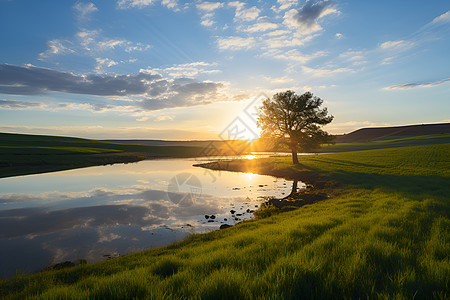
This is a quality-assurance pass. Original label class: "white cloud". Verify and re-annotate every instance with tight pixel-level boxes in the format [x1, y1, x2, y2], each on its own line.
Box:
[196, 1, 223, 12]
[263, 34, 315, 48]
[335, 33, 343, 39]
[39, 40, 75, 59]
[244, 21, 278, 33]
[73, 2, 98, 21]
[196, 2, 224, 27]
[161, 0, 178, 11]
[125, 43, 151, 52]
[276, 0, 298, 11]
[73, 30, 151, 53]
[217, 36, 256, 50]
[381, 57, 394, 65]
[199, 12, 216, 27]
[149, 61, 221, 78]
[265, 30, 291, 37]
[97, 39, 127, 50]
[263, 75, 294, 84]
[379, 40, 414, 50]
[117, 0, 179, 11]
[284, 1, 338, 35]
[339, 50, 365, 63]
[95, 58, 119, 69]
[117, 0, 155, 9]
[201, 18, 215, 27]
[264, 49, 327, 63]
[302, 66, 353, 77]
[228, 1, 261, 22]
[431, 10, 450, 25]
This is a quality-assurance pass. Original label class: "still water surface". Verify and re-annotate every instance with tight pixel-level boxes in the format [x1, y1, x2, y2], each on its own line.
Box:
[0, 156, 300, 277]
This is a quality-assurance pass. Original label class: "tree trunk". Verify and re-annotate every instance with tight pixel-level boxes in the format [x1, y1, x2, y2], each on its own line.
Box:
[291, 147, 299, 164]
[283, 180, 298, 199]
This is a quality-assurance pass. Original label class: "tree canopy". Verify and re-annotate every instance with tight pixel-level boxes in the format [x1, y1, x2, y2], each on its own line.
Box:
[257, 90, 334, 164]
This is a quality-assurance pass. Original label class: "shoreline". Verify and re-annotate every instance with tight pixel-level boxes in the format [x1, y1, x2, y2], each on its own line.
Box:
[194, 158, 333, 215]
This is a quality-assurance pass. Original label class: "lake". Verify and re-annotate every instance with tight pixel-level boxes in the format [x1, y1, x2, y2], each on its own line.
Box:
[0, 155, 301, 277]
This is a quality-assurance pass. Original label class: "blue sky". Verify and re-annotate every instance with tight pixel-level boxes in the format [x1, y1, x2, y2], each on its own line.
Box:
[0, 0, 449, 139]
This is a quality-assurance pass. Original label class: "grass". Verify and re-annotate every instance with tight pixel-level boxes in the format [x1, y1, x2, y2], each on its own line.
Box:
[0, 132, 205, 178]
[1, 142, 448, 299]
[321, 132, 450, 153]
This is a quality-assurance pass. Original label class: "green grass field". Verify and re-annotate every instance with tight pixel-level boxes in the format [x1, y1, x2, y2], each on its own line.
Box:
[1, 142, 448, 299]
[321, 133, 450, 153]
[0, 132, 204, 178]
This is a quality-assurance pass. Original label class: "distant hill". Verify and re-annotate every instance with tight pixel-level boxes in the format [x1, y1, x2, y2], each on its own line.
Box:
[335, 123, 450, 143]
[102, 139, 221, 147]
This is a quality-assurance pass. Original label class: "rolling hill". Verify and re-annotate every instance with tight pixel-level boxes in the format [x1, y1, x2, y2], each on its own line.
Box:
[334, 123, 450, 143]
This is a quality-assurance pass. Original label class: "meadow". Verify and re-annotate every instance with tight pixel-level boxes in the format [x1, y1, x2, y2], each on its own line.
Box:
[321, 133, 450, 153]
[1, 141, 448, 299]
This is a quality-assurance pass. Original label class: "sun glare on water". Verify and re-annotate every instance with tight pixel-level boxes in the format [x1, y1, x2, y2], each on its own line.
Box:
[244, 172, 255, 180]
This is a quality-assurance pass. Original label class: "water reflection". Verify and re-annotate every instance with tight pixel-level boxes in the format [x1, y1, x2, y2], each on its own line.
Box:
[0, 157, 302, 277]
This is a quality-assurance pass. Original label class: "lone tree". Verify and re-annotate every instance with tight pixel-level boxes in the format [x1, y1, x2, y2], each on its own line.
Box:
[257, 90, 334, 164]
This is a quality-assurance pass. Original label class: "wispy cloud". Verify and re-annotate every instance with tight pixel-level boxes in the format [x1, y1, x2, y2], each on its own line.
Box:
[0, 100, 43, 109]
[161, 0, 178, 11]
[379, 40, 414, 50]
[39, 40, 75, 59]
[228, 1, 261, 22]
[302, 65, 353, 77]
[430, 10, 450, 25]
[263, 49, 327, 63]
[217, 36, 256, 50]
[383, 78, 450, 90]
[117, 0, 179, 11]
[117, 0, 155, 9]
[95, 58, 119, 69]
[263, 75, 294, 84]
[196, 1, 224, 27]
[150, 61, 221, 78]
[73, 2, 98, 21]
[39, 29, 150, 61]
[196, 1, 223, 12]
[275, 0, 298, 12]
[243, 21, 278, 33]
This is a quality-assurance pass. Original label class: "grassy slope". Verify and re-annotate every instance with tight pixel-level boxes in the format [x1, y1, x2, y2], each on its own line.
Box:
[1, 143, 449, 299]
[0, 132, 203, 178]
[321, 133, 450, 153]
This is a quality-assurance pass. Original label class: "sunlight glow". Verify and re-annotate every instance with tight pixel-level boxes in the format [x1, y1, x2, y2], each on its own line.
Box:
[244, 172, 255, 181]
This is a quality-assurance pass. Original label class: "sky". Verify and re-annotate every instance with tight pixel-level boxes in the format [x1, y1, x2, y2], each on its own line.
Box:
[0, 0, 449, 140]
